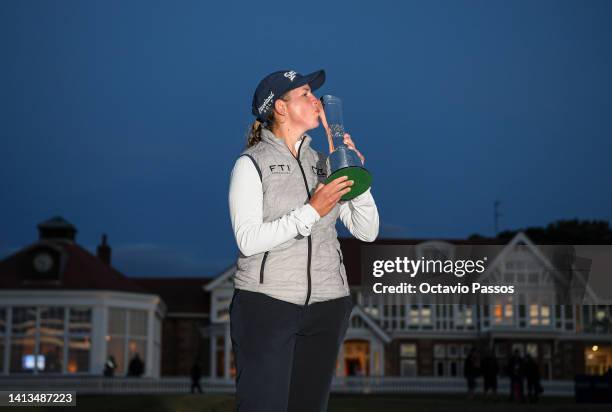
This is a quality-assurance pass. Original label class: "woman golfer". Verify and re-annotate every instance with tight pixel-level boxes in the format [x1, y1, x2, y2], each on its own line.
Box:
[228, 69, 379, 412]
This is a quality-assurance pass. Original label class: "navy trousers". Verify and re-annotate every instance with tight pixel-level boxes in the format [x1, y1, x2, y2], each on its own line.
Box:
[229, 289, 353, 412]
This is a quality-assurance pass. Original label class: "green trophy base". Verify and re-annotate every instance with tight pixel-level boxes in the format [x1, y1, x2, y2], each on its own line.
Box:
[326, 166, 372, 201]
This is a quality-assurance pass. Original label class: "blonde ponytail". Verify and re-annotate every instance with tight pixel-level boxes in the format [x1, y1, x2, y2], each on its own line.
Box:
[246, 91, 288, 147]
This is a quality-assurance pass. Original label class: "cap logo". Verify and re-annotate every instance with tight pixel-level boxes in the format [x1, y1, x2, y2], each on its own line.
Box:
[258, 91, 275, 115]
[284, 71, 297, 82]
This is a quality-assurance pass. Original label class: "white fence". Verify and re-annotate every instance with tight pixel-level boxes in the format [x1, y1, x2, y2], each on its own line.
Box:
[0, 376, 575, 396]
[332, 376, 574, 396]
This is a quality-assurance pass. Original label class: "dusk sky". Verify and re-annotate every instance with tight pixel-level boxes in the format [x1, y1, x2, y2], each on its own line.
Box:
[1, 0, 611, 277]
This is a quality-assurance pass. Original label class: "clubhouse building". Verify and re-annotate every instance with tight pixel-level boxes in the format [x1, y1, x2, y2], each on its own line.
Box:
[1, 217, 611, 381]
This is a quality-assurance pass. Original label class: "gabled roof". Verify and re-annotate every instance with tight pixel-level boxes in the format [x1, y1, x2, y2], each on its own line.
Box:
[204, 265, 236, 292]
[349, 305, 392, 343]
[481, 232, 599, 302]
[481, 232, 555, 279]
[0, 241, 148, 294]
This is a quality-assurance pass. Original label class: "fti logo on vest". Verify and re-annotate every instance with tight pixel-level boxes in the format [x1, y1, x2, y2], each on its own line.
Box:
[311, 166, 326, 176]
[269, 164, 292, 174]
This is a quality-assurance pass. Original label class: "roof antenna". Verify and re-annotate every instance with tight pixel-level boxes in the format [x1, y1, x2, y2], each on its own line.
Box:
[494, 200, 502, 237]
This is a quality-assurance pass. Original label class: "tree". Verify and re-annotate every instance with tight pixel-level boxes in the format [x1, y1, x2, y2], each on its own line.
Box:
[469, 219, 612, 244]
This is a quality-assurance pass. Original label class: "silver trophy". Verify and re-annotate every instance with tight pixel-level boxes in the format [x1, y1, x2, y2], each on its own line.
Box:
[320, 95, 371, 200]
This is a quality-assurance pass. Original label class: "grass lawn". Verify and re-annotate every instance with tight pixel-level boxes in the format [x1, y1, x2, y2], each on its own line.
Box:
[11, 394, 611, 412]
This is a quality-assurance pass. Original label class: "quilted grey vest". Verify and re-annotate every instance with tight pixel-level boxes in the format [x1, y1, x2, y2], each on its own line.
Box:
[233, 127, 350, 305]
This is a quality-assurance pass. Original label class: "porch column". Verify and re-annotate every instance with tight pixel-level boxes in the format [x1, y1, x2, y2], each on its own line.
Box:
[336, 340, 345, 377]
[369, 339, 375, 376]
[145, 310, 155, 377]
[368, 339, 386, 376]
[210, 334, 217, 378]
[91, 305, 107, 375]
[379, 344, 385, 376]
[224, 324, 231, 380]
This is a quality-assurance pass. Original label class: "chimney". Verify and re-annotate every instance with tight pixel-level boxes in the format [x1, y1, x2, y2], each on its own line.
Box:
[97, 234, 112, 265]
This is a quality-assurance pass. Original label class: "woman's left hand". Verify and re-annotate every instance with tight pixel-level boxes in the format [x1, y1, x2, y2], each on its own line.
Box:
[343, 133, 365, 165]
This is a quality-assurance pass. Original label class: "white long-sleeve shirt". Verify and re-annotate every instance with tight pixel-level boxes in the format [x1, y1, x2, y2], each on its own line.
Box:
[229, 142, 379, 257]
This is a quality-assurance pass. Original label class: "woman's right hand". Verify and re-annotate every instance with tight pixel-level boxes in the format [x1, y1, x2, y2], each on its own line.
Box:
[309, 176, 354, 217]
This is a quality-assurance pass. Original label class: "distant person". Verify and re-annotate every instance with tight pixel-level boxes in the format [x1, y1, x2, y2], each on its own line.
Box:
[507, 349, 525, 402]
[190, 361, 203, 394]
[524, 354, 542, 403]
[103, 355, 117, 377]
[464, 348, 479, 400]
[127, 353, 144, 377]
[481, 349, 499, 398]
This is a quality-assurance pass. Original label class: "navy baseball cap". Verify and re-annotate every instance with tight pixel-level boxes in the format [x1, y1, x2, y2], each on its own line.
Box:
[251, 69, 326, 122]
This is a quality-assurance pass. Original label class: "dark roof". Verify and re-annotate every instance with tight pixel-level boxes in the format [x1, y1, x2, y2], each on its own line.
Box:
[133, 278, 211, 314]
[0, 241, 149, 294]
[37, 216, 77, 230]
[339, 236, 506, 285]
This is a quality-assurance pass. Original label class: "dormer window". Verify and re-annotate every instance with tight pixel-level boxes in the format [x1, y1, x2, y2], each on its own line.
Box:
[211, 291, 232, 323]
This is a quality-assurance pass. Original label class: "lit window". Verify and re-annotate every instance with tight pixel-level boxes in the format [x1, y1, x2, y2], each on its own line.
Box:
[107, 308, 148, 376]
[596, 309, 606, 321]
[67, 307, 92, 374]
[465, 308, 473, 325]
[400, 343, 417, 358]
[364, 306, 379, 318]
[494, 305, 503, 324]
[526, 343, 538, 358]
[399, 343, 417, 376]
[421, 307, 432, 325]
[215, 295, 231, 322]
[530, 305, 540, 325]
[409, 306, 419, 324]
[541, 306, 551, 326]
